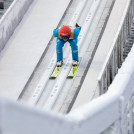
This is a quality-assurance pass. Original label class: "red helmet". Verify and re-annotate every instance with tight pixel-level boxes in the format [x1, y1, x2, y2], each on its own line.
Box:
[59, 25, 71, 36]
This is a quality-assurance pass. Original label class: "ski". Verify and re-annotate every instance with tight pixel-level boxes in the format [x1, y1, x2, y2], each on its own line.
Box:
[50, 66, 62, 79]
[67, 64, 79, 78]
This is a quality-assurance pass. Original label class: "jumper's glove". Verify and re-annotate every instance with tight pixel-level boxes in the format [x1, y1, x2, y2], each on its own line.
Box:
[75, 23, 81, 28]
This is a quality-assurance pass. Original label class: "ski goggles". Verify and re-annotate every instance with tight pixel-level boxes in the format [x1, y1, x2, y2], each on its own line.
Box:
[60, 35, 70, 39]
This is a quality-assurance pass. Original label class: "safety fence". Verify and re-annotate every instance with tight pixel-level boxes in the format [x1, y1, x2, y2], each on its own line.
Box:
[0, 0, 33, 51]
[97, 0, 134, 95]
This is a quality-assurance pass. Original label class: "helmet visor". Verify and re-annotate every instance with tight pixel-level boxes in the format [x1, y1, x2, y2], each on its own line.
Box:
[60, 35, 70, 40]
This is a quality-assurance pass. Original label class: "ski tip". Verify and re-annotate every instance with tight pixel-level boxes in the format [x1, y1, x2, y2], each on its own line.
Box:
[67, 76, 74, 78]
[49, 76, 56, 79]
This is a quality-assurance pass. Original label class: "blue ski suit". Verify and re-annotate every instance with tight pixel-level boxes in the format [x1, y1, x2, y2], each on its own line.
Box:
[53, 27, 81, 62]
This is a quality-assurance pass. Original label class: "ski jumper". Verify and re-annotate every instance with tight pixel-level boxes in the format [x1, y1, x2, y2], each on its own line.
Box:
[53, 27, 81, 62]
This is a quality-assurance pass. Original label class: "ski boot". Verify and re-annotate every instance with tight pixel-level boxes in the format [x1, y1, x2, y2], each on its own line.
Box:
[57, 60, 63, 67]
[72, 60, 79, 66]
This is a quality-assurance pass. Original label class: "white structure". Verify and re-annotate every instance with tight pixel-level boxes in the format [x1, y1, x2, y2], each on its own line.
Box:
[0, 0, 33, 51]
[0, 0, 134, 133]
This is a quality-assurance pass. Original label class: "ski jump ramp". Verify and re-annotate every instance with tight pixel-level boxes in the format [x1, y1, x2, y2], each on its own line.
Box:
[0, 0, 134, 133]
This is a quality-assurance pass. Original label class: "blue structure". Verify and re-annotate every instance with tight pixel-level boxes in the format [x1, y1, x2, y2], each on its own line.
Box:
[53, 27, 81, 62]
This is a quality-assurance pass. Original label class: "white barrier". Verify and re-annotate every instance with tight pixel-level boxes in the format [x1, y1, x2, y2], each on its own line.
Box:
[0, 0, 33, 52]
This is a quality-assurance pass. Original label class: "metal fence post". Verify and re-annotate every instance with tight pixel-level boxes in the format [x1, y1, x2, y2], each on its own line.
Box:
[119, 96, 128, 134]
[0, 0, 4, 9]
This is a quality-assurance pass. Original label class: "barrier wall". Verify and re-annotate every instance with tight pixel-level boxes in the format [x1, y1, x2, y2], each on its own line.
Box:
[0, 0, 33, 52]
